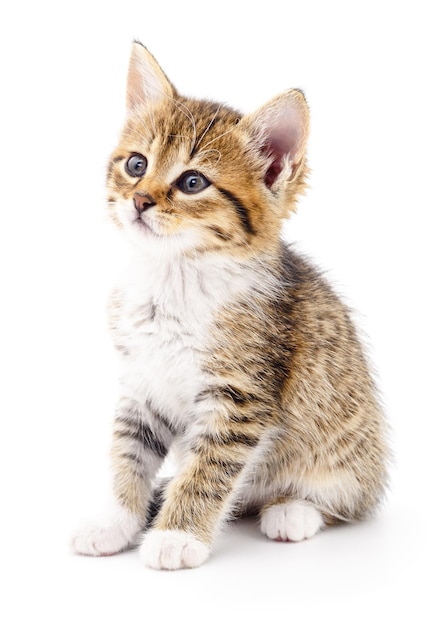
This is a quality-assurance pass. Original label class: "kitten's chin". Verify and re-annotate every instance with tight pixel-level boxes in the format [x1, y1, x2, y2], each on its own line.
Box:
[133, 217, 160, 237]
[122, 217, 200, 256]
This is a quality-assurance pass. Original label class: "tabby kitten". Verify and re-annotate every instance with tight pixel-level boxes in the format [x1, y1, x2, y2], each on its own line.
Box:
[71, 42, 388, 570]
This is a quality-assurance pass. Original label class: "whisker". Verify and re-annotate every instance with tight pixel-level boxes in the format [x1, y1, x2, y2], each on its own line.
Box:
[198, 148, 222, 165]
[168, 133, 194, 145]
[125, 125, 154, 145]
[199, 125, 237, 151]
[165, 95, 197, 153]
[194, 104, 222, 152]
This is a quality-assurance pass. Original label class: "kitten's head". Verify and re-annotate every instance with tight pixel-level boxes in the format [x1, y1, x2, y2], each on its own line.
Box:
[107, 42, 309, 258]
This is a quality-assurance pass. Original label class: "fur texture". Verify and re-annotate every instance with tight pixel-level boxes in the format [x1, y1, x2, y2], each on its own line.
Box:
[71, 42, 389, 569]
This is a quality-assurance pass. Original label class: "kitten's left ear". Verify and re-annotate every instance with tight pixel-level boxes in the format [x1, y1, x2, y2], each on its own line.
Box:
[240, 89, 310, 188]
[126, 41, 176, 110]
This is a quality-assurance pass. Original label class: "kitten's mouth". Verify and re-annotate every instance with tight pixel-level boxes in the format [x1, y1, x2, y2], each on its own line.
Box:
[134, 216, 159, 236]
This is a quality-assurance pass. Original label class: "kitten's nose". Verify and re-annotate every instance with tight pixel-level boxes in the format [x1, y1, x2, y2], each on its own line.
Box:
[133, 192, 156, 214]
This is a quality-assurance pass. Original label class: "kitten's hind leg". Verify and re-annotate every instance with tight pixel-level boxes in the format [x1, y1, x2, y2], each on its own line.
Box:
[260, 498, 324, 542]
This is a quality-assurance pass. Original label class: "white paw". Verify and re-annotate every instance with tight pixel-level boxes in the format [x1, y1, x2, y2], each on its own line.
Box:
[260, 500, 323, 542]
[140, 530, 210, 570]
[71, 507, 142, 556]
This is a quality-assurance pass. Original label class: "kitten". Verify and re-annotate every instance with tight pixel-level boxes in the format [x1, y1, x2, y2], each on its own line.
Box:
[71, 42, 389, 570]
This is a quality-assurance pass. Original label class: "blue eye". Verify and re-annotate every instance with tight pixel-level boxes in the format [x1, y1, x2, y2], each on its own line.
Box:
[176, 171, 211, 194]
[125, 153, 147, 177]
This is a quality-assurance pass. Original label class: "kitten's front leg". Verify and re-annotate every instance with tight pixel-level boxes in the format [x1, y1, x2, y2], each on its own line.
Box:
[140, 401, 270, 569]
[71, 397, 172, 556]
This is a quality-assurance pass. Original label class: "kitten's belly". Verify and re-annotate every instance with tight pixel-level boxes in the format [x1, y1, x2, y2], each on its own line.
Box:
[116, 310, 208, 421]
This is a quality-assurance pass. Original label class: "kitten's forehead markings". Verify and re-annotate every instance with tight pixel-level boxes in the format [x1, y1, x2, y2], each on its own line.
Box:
[133, 105, 156, 136]
[198, 124, 239, 153]
[170, 98, 197, 152]
[126, 116, 154, 149]
[195, 148, 222, 166]
[192, 103, 223, 155]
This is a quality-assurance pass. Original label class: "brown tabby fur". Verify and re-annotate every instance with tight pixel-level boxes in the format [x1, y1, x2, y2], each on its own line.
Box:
[102, 43, 388, 551]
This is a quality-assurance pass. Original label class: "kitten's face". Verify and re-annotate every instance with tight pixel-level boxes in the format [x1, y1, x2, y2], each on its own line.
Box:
[106, 44, 309, 258]
[107, 99, 268, 255]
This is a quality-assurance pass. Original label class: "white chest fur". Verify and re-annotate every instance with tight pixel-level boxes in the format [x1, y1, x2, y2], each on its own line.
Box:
[110, 251, 259, 425]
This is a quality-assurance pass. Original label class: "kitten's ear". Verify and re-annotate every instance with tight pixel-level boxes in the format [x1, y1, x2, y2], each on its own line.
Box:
[241, 89, 310, 188]
[126, 42, 175, 110]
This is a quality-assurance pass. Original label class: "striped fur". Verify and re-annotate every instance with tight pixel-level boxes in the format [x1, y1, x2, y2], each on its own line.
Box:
[71, 43, 389, 569]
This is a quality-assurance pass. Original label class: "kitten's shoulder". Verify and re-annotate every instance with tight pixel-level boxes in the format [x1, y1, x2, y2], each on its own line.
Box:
[279, 244, 333, 296]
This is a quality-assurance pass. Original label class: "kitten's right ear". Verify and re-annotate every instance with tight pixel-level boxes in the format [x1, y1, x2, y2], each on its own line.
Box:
[126, 42, 175, 110]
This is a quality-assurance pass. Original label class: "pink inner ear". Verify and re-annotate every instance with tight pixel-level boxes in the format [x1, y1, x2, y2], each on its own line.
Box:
[262, 115, 301, 188]
[264, 151, 284, 188]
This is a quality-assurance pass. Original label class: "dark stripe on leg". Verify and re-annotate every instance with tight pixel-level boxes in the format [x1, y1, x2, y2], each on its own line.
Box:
[197, 430, 260, 450]
[115, 416, 168, 457]
[197, 385, 262, 406]
[146, 399, 178, 435]
[145, 478, 170, 529]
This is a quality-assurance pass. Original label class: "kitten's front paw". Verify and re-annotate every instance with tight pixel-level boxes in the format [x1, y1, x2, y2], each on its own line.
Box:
[71, 523, 136, 556]
[71, 508, 142, 556]
[140, 530, 210, 570]
[260, 500, 323, 542]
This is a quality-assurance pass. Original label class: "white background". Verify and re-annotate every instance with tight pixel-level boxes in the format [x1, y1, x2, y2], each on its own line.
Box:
[1, 1, 444, 624]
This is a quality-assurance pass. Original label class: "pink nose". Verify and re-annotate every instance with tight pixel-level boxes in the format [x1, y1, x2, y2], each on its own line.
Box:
[134, 192, 155, 214]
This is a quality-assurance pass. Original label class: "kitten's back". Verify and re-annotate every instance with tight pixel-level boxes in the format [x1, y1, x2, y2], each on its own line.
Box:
[210, 247, 388, 521]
